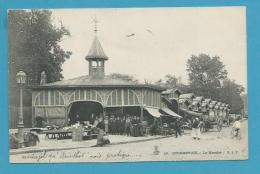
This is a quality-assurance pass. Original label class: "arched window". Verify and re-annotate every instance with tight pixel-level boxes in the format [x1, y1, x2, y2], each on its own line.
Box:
[68, 90, 103, 104]
[106, 89, 140, 106]
[106, 90, 118, 106]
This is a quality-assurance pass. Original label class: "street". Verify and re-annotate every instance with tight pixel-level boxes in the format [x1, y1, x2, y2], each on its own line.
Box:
[10, 120, 248, 163]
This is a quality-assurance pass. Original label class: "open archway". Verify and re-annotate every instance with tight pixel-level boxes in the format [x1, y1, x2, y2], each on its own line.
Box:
[68, 101, 104, 125]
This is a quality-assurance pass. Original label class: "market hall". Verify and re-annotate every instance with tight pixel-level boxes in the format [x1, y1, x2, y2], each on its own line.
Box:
[30, 29, 179, 132]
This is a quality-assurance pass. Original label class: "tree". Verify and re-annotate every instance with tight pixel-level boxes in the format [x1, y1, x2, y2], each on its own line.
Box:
[8, 10, 72, 128]
[155, 74, 178, 88]
[154, 74, 191, 93]
[186, 54, 244, 114]
[9, 10, 72, 86]
[108, 73, 138, 83]
[155, 79, 164, 86]
[164, 75, 178, 88]
[218, 79, 245, 114]
[186, 54, 228, 98]
[241, 93, 248, 117]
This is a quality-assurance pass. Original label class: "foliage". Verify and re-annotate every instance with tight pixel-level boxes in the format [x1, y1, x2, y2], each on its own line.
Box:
[8, 10, 71, 127]
[155, 54, 246, 114]
[9, 10, 72, 86]
[155, 74, 178, 88]
[186, 53, 244, 114]
[155, 75, 191, 93]
[186, 54, 228, 98]
[218, 79, 245, 113]
[108, 73, 139, 83]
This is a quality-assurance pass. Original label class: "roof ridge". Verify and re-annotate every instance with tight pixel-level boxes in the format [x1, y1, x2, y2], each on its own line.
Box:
[42, 75, 88, 85]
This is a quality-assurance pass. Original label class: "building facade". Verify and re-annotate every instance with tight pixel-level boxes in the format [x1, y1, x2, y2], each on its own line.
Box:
[31, 30, 164, 127]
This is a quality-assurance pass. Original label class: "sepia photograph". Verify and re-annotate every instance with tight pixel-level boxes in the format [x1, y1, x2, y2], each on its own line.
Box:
[8, 7, 248, 163]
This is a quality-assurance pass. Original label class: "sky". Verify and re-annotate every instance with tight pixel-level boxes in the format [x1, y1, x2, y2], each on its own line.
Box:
[51, 7, 247, 88]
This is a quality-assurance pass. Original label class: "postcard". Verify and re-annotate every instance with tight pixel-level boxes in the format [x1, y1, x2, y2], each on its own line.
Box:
[8, 7, 248, 163]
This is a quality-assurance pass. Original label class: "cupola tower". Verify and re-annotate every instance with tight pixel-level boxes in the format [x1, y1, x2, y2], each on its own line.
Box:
[85, 18, 108, 78]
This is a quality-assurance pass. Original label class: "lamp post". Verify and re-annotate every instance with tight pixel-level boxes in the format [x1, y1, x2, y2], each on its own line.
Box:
[16, 71, 26, 148]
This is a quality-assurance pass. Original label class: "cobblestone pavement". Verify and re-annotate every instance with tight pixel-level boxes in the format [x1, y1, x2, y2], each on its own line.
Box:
[10, 120, 248, 163]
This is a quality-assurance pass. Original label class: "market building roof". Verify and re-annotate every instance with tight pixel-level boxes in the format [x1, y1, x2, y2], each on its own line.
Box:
[34, 75, 164, 91]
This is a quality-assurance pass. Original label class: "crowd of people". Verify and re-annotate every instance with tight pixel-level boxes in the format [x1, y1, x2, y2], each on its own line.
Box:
[190, 117, 223, 140]
[107, 115, 186, 138]
[190, 116, 242, 140]
[91, 115, 242, 146]
[94, 115, 157, 146]
[53, 112, 242, 146]
[107, 115, 146, 137]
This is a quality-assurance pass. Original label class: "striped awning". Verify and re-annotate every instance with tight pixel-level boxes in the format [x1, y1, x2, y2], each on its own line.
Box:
[160, 108, 182, 118]
[145, 107, 161, 118]
[180, 108, 203, 117]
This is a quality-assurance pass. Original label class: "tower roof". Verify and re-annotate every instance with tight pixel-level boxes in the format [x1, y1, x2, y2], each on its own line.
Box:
[85, 35, 108, 60]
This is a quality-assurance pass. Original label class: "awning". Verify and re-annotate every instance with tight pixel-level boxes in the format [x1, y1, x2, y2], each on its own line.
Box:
[161, 97, 172, 106]
[180, 108, 203, 117]
[144, 107, 161, 118]
[161, 96, 178, 112]
[160, 108, 182, 118]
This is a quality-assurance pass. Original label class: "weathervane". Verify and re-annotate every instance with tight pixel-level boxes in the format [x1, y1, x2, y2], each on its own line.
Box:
[93, 17, 99, 34]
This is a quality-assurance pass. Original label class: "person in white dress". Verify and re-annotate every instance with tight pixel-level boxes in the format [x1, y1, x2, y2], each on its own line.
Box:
[191, 117, 201, 140]
[232, 117, 241, 137]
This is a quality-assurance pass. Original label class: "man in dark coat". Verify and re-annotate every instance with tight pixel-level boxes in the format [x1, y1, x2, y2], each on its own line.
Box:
[118, 117, 122, 135]
[174, 119, 182, 138]
[96, 118, 110, 146]
[108, 117, 113, 134]
[111, 116, 116, 134]
[96, 120, 105, 131]
[120, 117, 125, 135]
[125, 116, 131, 136]
[151, 118, 158, 136]
[115, 117, 120, 135]
[131, 116, 138, 136]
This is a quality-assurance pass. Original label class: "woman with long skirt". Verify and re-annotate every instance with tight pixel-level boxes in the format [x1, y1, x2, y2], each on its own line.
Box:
[191, 117, 201, 140]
